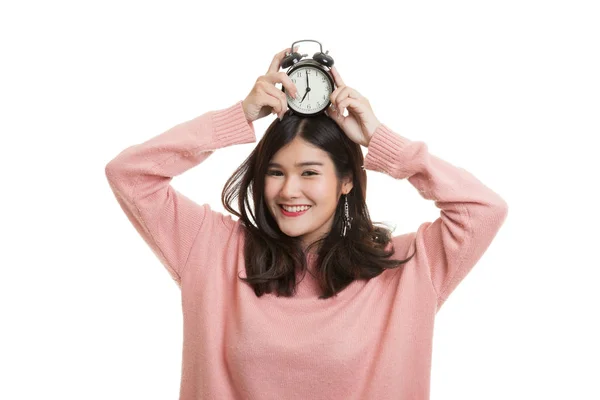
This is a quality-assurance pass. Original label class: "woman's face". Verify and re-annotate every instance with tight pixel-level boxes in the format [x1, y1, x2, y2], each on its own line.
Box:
[264, 136, 353, 250]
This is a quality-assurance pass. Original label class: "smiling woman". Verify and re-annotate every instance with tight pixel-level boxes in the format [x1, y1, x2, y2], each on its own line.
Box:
[104, 44, 509, 400]
[264, 134, 353, 249]
[221, 110, 415, 299]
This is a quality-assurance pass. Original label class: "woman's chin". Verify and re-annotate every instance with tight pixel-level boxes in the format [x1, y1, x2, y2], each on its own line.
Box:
[279, 227, 305, 238]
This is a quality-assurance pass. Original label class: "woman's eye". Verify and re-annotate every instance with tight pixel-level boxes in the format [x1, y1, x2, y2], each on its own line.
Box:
[267, 170, 318, 176]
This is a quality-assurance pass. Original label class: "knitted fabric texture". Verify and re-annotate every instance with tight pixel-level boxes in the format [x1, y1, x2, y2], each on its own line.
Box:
[105, 100, 508, 400]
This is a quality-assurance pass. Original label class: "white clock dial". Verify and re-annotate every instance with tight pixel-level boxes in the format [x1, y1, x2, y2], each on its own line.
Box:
[286, 67, 333, 114]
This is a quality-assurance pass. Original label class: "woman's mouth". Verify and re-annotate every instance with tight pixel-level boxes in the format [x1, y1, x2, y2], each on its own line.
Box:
[279, 205, 312, 217]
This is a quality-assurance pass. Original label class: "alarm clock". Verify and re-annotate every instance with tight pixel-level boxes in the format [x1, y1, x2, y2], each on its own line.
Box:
[280, 40, 335, 117]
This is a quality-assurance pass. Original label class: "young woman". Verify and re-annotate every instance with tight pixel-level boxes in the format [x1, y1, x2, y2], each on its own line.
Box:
[105, 46, 508, 400]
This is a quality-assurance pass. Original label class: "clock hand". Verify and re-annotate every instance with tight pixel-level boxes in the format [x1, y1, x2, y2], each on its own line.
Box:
[300, 90, 309, 103]
[299, 71, 312, 103]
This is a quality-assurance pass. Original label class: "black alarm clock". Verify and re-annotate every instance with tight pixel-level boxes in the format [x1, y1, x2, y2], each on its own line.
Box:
[280, 40, 335, 117]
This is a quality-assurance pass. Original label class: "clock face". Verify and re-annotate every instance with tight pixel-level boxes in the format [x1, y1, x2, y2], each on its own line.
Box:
[286, 66, 334, 115]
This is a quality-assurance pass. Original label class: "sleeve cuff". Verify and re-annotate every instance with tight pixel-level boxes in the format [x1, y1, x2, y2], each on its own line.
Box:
[364, 124, 424, 176]
[211, 100, 257, 147]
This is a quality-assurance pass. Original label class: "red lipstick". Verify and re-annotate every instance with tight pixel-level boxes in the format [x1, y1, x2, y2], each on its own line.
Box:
[279, 205, 311, 217]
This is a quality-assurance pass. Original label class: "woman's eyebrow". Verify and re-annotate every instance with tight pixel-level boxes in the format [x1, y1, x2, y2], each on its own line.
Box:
[268, 161, 324, 168]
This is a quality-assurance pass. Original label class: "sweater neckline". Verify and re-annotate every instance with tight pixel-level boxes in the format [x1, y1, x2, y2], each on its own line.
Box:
[261, 269, 368, 313]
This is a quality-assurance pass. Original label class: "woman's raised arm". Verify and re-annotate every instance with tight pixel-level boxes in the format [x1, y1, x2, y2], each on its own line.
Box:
[363, 124, 509, 311]
[104, 101, 256, 287]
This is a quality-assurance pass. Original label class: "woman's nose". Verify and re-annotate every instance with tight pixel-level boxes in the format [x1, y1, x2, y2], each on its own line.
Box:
[280, 176, 301, 198]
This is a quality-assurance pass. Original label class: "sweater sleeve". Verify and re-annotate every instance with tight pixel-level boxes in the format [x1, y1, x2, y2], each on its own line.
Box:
[363, 124, 508, 312]
[104, 100, 256, 287]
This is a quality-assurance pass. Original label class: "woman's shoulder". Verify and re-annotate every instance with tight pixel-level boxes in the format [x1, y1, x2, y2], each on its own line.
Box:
[212, 204, 244, 235]
[191, 203, 245, 245]
[181, 205, 245, 278]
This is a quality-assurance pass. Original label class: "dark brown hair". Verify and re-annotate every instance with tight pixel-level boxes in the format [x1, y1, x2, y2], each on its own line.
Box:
[221, 109, 415, 299]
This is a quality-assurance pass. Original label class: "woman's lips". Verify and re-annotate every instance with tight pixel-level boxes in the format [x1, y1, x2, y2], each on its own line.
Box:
[279, 205, 311, 217]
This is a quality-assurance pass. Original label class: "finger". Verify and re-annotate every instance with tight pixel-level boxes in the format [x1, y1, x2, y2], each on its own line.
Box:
[329, 86, 343, 111]
[262, 71, 299, 99]
[324, 106, 333, 119]
[338, 86, 360, 100]
[327, 102, 346, 122]
[330, 66, 345, 88]
[260, 81, 288, 118]
[259, 91, 285, 118]
[267, 46, 299, 75]
[330, 86, 357, 113]
[337, 97, 361, 117]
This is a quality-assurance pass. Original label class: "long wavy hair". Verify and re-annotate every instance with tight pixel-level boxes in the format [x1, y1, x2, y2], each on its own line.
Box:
[221, 109, 415, 299]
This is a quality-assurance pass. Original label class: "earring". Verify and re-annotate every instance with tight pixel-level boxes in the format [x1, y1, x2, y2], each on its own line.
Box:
[341, 193, 353, 237]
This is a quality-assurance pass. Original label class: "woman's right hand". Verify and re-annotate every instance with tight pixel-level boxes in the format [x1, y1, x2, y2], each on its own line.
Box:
[242, 47, 300, 123]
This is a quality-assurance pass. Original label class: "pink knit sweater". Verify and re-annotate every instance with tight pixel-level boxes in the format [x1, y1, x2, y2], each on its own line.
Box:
[105, 100, 508, 399]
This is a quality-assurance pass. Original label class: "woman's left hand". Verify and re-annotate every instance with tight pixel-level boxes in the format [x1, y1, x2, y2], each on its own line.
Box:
[324, 66, 382, 147]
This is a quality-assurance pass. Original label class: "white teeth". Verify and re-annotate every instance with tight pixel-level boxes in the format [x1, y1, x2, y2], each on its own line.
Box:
[281, 205, 311, 213]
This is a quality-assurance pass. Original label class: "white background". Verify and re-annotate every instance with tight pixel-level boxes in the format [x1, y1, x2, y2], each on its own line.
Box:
[1, 0, 598, 399]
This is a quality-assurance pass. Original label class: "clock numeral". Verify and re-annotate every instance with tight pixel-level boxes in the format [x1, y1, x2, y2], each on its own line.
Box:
[307, 104, 311, 109]
[292, 78, 296, 83]
[296, 71, 301, 77]
[322, 95, 326, 100]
